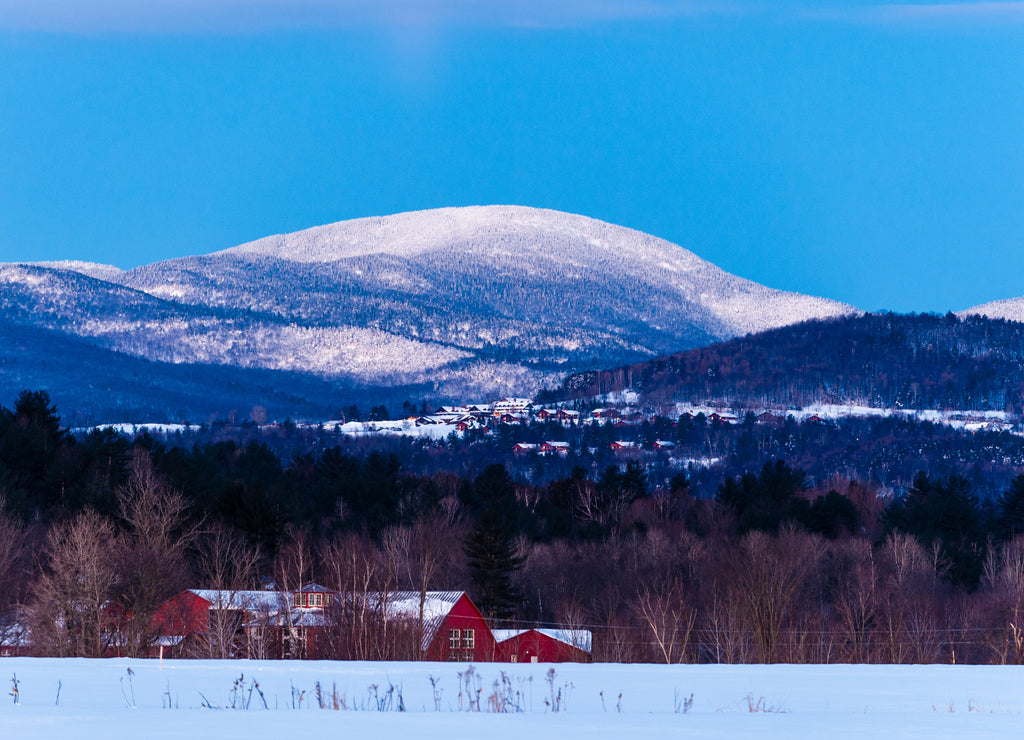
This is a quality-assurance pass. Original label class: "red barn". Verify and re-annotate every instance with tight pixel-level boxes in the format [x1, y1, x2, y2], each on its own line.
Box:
[386, 591, 499, 662]
[493, 628, 592, 663]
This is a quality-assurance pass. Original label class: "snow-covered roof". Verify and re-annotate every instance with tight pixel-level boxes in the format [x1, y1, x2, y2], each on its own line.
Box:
[492, 628, 592, 654]
[187, 588, 468, 650]
[369, 591, 467, 650]
[189, 590, 285, 611]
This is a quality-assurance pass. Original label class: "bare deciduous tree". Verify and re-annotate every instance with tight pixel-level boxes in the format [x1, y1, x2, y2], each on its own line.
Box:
[729, 527, 823, 663]
[191, 524, 261, 659]
[635, 578, 696, 663]
[32, 510, 122, 657]
[0, 501, 29, 652]
[320, 534, 402, 660]
[979, 536, 1024, 663]
[830, 537, 880, 663]
[272, 525, 314, 658]
[115, 449, 198, 656]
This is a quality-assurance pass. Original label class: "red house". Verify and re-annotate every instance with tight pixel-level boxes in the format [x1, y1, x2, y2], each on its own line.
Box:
[493, 628, 592, 663]
[540, 441, 570, 456]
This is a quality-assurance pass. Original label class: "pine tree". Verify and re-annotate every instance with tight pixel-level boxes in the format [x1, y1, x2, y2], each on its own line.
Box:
[997, 475, 1024, 541]
[462, 464, 524, 621]
[462, 508, 524, 622]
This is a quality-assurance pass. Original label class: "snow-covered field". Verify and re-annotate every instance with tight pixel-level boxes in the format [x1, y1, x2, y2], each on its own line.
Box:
[1, 659, 1021, 739]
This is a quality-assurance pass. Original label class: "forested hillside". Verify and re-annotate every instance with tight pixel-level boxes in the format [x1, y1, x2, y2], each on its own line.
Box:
[549, 313, 1024, 412]
[5, 391, 1024, 664]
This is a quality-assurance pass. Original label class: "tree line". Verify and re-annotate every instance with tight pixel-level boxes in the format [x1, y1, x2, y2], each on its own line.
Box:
[5, 390, 1024, 663]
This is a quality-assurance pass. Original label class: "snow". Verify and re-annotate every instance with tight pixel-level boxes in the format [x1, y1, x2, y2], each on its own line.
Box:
[958, 297, 1024, 324]
[670, 403, 1017, 433]
[202, 204, 856, 340]
[324, 420, 460, 440]
[27, 261, 125, 282]
[1, 659, 1022, 739]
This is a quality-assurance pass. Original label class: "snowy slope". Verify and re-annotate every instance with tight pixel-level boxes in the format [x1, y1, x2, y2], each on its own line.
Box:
[1, 658, 1022, 740]
[959, 296, 1024, 323]
[127, 206, 855, 340]
[29, 260, 125, 282]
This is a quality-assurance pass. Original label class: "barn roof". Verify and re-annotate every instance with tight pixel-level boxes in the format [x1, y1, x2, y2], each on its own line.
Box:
[185, 588, 471, 649]
[368, 590, 467, 649]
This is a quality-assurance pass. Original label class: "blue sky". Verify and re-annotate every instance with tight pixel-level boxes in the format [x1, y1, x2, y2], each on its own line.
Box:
[1, 1, 1022, 313]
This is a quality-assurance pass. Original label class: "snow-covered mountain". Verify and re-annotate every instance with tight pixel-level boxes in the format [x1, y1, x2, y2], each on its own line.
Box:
[960, 297, 1024, 324]
[2, 206, 855, 418]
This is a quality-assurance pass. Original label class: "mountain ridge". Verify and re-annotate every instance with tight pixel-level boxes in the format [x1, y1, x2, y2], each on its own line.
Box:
[2, 206, 855, 421]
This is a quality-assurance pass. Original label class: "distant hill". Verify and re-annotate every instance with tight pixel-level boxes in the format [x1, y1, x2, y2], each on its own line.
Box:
[545, 312, 1024, 414]
[960, 297, 1024, 324]
[1, 206, 854, 422]
[0, 318, 403, 427]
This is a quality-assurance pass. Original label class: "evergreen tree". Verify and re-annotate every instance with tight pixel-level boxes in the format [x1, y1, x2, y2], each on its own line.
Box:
[462, 464, 524, 621]
[997, 474, 1024, 541]
[462, 506, 524, 622]
[883, 472, 984, 587]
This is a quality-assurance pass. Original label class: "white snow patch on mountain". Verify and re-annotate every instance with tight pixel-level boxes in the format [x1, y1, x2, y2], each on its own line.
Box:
[959, 297, 1024, 324]
[215, 205, 856, 337]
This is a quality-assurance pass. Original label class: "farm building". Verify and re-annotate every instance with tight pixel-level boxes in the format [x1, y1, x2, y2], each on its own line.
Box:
[493, 628, 592, 663]
[149, 587, 508, 662]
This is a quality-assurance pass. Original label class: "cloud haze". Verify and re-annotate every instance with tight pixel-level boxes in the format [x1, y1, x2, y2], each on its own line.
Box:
[0, 0, 739, 33]
[3, 0, 1022, 33]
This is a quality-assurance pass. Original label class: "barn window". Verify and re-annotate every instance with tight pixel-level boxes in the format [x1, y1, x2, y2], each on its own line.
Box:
[462, 629, 475, 650]
[293, 594, 302, 608]
[449, 629, 460, 650]
[312, 593, 323, 607]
